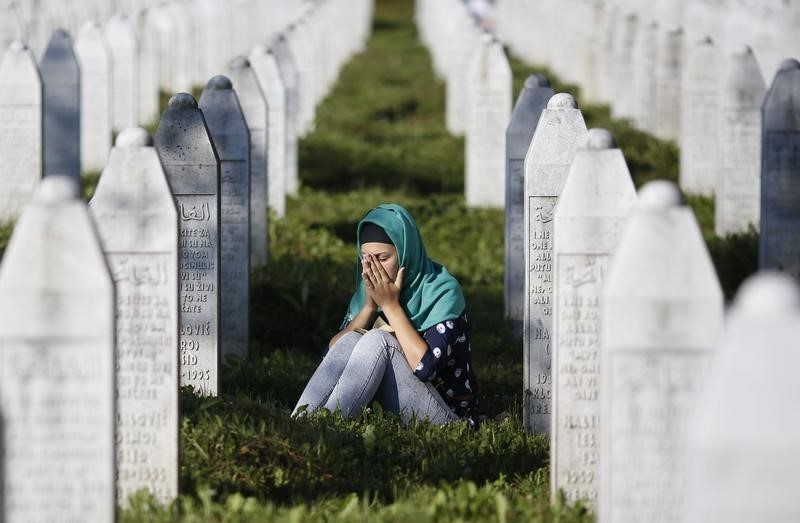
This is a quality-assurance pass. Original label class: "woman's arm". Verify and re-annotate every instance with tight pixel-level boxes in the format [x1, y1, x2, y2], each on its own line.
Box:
[361, 253, 428, 369]
[328, 301, 377, 348]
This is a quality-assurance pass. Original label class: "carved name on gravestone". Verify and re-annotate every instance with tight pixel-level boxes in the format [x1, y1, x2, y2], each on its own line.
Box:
[41, 29, 80, 181]
[227, 56, 269, 268]
[684, 273, 800, 523]
[270, 34, 299, 196]
[601, 181, 723, 522]
[249, 45, 288, 221]
[199, 76, 250, 360]
[155, 93, 220, 396]
[0, 41, 41, 223]
[680, 37, 721, 196]
[0, 175, 115, 521]
[466, 35, 511, 208]
[716, 46, 766, 236]
[89, 128, 178, 504]
[760, 59, 800, 278]
[105, 14, 139, 131]
[75, 21, 112, 173]
[654, 27, 683, 142]
[523, 93, 587, 434]
[551, 129, 637, 507]
[505, 74, 553, 334]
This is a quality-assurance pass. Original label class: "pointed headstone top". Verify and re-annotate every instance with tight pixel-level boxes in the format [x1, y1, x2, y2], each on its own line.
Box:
[638, 180, 686, 209]
[116, 126, 153, 147]
[36, 174, 79, 202]
[228, 56, 250, 69]
[735, 272, 800, 316]
[168, 92, 197, 109]
[206, 74, 232, 90]
[524, 73, 550, 89]
[585, 127, 617, 149]
[547, 92, 577, 109]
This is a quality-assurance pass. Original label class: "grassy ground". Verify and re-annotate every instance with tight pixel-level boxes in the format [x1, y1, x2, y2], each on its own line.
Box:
[0, 0, 758, 520]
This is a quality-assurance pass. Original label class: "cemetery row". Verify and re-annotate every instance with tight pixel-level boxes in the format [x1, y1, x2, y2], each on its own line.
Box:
[492, 0, 799, 239]
[0, 0, 374, 520]
[0, 0, 374, 224]
[416, 1, 800, 521]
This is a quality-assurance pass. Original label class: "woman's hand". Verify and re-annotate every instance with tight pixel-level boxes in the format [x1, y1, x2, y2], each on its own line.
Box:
[362, 253, 405, 308]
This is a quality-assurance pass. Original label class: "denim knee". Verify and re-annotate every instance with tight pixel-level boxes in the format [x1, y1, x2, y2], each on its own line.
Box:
[358, 328, 396, 352]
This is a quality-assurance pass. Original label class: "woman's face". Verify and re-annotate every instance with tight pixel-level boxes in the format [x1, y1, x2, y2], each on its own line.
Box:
[361, 242, 400, 282]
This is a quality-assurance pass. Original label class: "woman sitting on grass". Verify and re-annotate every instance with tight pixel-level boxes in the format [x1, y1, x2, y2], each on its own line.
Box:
[293, 204, 479, 426]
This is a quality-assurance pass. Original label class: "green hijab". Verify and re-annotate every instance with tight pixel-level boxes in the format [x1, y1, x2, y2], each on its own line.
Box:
[343, 204, 465, 332]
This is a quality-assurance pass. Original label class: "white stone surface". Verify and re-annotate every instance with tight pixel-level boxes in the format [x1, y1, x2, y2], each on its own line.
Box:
[684, 272, 800, 523]
[0, 174, 115, 521]
[522, 93, 587, 435]
[445, 10, 480, 136]
[599, 180, 723, 523]
[134, 7, 160, 126]
[75, 21, 112, 173]
[632, 21, 658, 133]
[41, 29, 80, 182]
[197, 0, 231, 80]
[465, 35, 511, 208]
[89, 127, 179, 505]
[611, 13, 639, 120]
[505, 74, 553, 334]
[199, 76, 250, 360]
[654, 26, 683, 141]
[105, 13, 138, 132]
[269, 34, 299, 196]
[759, 58, 800, 278]
[155, 93, 220, 396]
[227, 56, 271, 271]
[0, 3, 27, 52]
[551, 128, 637, 507]
[680, 36, 721, 196]
[716, 45, 766, 236]
[0, 41, 41, 223]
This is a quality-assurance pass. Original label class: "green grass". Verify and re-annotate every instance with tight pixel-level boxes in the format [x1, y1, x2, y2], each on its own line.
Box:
[0, 0, 759, 520]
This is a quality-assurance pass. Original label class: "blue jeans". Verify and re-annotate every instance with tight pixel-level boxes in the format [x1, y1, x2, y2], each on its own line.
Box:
[292, 330, 459, 425]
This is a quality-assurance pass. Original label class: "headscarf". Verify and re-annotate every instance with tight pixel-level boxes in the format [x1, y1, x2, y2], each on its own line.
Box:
[343, 204, 466, 332]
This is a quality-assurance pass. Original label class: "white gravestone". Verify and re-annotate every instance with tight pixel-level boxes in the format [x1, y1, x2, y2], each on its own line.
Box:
[632, 21, 658, 133]
[199, 76, 250, 360]
[680, 37, 721, 196]
[654, 27, 683, 142]
[227, 56, 270, 269]
[759, 58, 800, 278]
[551, 129, 637, 507]
[134, 7, 160, 126]
[0, 174, 115, 521]
[0, 41, 41, 223]
[155, 93, 220, 396]
[465, 34, 511, 208]
[41, 29, 80, 182]
[75, 21, 112, 174]
[0, 3, 27, 52]
[269, 35, 299, 196]
[89, 128, 179, 505]
[611, 12, 639, 120]
[523, 93, 587, 434]
[684, 273, 800, 523]
[505, 74, 553, 334]
[105, 14, 139, 132]
[716, 45, 766, 236]
[599, 180, 723, 523]
[249, 46, 289, 221]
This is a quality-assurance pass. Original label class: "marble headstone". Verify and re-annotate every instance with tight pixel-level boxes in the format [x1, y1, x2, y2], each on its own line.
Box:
[680, 37, 721, 196]
[89, 128, 178, 504]
[199, 76, 250, 360]
[465, 35, 511, 208]
[600, 180, 723, 522]
[75, 21, 112, 173]
[684, 273, 800, 523]
[134, 7, 160, 126]
[522, 93, 587, 434]
[551, 129, 637, 506]
[611, 13, 639, 120]
[654, 27, 683, 142]
[716, 46, 766, 236]
[105, 14, 139, 132]
[0, 41, 42, 223]
[226, 56, 270, 269]
[505, 74, 553, 334]
[270, 35, 299, 196]
[632, 21, 658, 133]
[155, 93, 220, 396]
[759, 58, 800, 278]
[249, 45, 288, 221]
[41, 29, 80, 181]
[0, 175, 115, 520]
